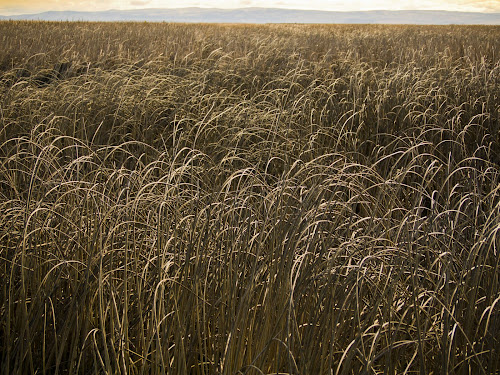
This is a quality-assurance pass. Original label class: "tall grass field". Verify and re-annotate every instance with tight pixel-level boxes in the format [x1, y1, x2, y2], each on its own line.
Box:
[0, 21, 499, 374]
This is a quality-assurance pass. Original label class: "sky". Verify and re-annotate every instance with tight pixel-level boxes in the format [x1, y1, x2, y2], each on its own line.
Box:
[0, 0, 499, 15]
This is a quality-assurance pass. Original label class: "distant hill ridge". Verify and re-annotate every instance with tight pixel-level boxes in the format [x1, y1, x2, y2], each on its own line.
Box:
[1, 8, 499, 24]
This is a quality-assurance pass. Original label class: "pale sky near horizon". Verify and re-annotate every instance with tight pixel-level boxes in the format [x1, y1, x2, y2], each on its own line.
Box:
[0, 0, 499, 15]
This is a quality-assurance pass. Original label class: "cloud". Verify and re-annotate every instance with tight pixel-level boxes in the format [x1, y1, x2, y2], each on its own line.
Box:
[130, 0, 152, 5]
[0, 0, 120, 14]
[447, 0, 500, 12]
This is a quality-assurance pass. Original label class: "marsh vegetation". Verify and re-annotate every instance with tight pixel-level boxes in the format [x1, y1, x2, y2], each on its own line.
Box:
[0, 22, 499, 374]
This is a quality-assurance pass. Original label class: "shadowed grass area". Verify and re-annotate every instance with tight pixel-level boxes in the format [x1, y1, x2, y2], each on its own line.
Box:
[0, 21, 499, 374]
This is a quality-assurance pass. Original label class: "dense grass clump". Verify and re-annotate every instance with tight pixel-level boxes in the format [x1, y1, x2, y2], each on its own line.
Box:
[0, 21, 499, 374]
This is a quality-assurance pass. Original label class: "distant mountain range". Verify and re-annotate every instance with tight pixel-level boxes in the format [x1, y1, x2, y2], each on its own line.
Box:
[0, 8, 499, 25]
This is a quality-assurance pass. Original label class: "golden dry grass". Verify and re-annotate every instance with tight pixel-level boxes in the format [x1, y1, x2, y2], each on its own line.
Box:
[0, 21, 499, 374]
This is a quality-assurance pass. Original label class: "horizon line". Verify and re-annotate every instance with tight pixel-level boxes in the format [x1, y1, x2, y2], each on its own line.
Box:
[2, 7, 500, 17]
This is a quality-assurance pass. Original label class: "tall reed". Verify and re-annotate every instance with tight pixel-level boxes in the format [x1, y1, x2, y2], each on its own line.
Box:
[1, 21, 499, 374]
